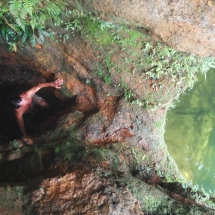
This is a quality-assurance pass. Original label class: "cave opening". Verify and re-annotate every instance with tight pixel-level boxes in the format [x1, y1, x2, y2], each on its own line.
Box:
[0, 64, 76, 142]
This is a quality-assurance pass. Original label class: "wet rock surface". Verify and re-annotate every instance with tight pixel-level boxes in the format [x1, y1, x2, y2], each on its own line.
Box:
[28, 165, 143, 215]
[79, 0, 215, 56]
[0, 7, 214, 213]
[0, 46, 212, 214]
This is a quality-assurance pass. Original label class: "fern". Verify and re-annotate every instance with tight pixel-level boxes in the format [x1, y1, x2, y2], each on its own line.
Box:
[36, 14, 46, 27]
[36, 29, 44, 43]
[30, 16, 37, 31]
[49, 2, 62, 15]
[15, 17, 25, 31]
[23, 0, 33, 16]
[28, 30, 36, 46]
[1, 24, 6, 40]
[9, 0, 22, 16]
[22, 27, 28, 43]
[19, 7, 28, 20]
[1, 0, 69, 50]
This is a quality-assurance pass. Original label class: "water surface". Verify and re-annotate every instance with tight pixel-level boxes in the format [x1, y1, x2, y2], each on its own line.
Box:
[165, 69, 215, 192]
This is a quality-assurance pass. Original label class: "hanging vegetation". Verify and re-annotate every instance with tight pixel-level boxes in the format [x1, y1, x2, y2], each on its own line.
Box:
[0, 0, 67, 51]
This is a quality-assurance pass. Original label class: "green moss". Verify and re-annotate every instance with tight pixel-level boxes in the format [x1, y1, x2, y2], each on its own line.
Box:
[79, 15, 215, 108]
[80, 17, 115, 46]
[0, 186, 24, 214]
[119, 28, 143, 48]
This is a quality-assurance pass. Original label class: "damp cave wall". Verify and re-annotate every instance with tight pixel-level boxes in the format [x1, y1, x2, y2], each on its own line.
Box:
[1, 0, 214, 165]
[0, 0, 210, 157]
[0, 2, 215, 213]
[1, 0, 215, 142]
[77, 0, 215, 57]
[0, 41, 59, 140]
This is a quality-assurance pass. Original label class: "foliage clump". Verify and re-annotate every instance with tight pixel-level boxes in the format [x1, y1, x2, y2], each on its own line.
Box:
[78, 17, 215, 108]
[0, 0, 82, 51]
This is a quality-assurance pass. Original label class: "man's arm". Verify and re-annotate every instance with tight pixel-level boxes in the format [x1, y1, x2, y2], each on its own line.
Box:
[15, 111, 27, 136]
[25, 78, 63, 98]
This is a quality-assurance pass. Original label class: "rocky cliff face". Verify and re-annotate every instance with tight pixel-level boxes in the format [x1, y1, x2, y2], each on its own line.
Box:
[0, 1, 215, 214]
[80, 0, 215, 57]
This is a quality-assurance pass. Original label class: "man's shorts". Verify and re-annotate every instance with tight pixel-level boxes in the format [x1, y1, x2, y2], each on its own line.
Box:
[25, 94, 46, 114]
[32, 94, 45, 105]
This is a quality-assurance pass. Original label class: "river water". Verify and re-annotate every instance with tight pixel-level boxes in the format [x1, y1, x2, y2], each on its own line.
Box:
[165, 69, 215, 192]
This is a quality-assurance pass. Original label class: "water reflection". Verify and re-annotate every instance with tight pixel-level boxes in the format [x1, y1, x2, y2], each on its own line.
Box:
[165, 69, 215, 192]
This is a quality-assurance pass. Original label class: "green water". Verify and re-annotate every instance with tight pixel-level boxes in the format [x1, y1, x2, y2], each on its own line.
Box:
[165, 69, 215, 192]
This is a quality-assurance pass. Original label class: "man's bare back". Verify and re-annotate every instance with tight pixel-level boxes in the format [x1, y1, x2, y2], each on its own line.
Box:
[11, 78, 63, 136]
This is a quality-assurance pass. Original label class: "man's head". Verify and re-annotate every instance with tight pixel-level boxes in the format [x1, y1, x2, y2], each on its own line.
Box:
[11, 96, 22, 109]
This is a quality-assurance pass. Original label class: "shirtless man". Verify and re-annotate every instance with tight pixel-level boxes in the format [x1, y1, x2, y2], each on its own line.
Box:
[11, 78, 63, 136]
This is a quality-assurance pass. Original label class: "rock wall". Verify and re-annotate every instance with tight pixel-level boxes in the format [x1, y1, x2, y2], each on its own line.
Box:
[79, 0, 215, 56]
[0, 3, 215, 212]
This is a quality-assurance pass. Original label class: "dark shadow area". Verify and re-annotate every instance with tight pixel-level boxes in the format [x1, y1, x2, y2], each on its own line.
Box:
[0, 150, 55, 183]
[0, 83, 76, 142]
[0, 84, 26, 141]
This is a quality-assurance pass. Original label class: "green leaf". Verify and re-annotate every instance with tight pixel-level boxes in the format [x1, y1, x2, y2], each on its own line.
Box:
[22, 27, 28, 43]
[15, 17, 25, 31]
[40, 29, 50, 37]
[30, 18, 36, 32]
[29, 30, 36, 46]
[5, 31, 9, 43]
[1, 24, 6, 40]
[9, 0, 22, 16]
[38, 29, 45, 43]
[23, 0, 33, 16]
[19, 7, 28, 20]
